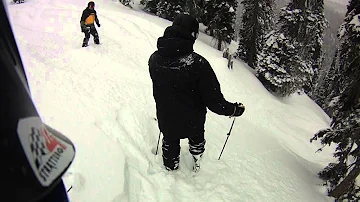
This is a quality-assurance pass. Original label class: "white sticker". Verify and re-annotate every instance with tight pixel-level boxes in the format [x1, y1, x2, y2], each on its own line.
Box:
[17, 117, 75, 187]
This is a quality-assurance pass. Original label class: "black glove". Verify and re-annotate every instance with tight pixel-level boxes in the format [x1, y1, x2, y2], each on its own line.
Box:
[97, 23, 101, 27]
[230, 102, 245, 117]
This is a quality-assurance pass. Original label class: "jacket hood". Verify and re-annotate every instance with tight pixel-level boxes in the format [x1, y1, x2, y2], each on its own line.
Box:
[156, 25, 195, 58]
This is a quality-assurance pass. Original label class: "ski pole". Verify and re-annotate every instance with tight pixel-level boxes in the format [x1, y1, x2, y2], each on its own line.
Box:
[218, 117, 236, 160]
[67, 185, 73, 193]
[155, 131, 161, 155]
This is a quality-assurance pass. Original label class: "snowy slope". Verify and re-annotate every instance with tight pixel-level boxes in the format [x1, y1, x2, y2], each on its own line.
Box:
[8, 0, 336, 201]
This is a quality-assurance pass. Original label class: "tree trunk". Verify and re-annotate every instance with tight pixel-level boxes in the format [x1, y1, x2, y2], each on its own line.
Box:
[217, 38, 222, 51]
[210, 29, 214, 37]
[330, 161, 360, 199]
[187, 0, 195, 16]
[248, 0, 259, 69]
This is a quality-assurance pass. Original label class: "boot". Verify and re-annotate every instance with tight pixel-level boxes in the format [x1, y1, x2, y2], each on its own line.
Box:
[82, 38, 89, 47]
[165, 163, 179, 171]
[192, 154, 203, 172]
[94, 37, 100, 45]
[163, 155, 179, 171]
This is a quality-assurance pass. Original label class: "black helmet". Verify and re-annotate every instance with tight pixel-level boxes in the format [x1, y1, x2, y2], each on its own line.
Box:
[172, 14, 199, 36]
[88, 1, 95, 8]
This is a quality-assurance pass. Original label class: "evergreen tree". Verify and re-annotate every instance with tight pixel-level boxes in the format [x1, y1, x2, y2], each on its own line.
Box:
[256, 31, 309, 96]
[141, 0, 159, 14]
[207, 0, 237, 50]
[279, 0, 307, 39]
[185, 0, 204, 20]
[313, 49, 340, 112]
[202, 1, 216, 35]
[277, 0, 327, 94]
[313, 48, 345, 117]
[303, 0, 328, 94]
[237, 0, 275, 68]
[310, 1, 360, 200]
[256, 0, 314, 96]
[119, 0, 131, 6]
[156, 0, 186, 21]
[279, 1, 314, 90]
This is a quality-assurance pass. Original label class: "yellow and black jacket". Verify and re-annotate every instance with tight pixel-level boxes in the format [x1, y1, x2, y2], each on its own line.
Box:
[80, 8, 99, 27]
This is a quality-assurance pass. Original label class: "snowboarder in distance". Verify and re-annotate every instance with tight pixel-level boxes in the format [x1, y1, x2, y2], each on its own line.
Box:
[148, 14, 245, 172]
[80, 1, 101, 47]
[222, 47, 234, 69]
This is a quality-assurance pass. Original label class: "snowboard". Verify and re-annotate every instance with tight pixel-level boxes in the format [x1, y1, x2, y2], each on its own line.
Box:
[82, 43, 100, 47]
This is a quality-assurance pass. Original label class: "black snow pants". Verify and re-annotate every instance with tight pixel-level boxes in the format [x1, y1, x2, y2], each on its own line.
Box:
[83, 25, 99, 45]
[162, 133, 206, 170]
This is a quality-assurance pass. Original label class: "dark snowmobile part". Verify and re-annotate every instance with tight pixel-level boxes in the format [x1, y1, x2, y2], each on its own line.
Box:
[0, 1, 75, 201]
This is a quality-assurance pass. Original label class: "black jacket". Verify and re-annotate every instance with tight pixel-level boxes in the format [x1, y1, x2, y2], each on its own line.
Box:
[80, 7, 99, 26]
[149, 25, 236, 139]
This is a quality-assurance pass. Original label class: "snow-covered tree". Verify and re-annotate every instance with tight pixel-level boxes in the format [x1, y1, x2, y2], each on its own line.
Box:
[119, 0, 131, 7]
[255, 0, 314, 96]
[202, 0, 216, 29]
[141, 0, 159, 14]
[237, 0, 275, 68]
[206, 0, 237, 50]
[279, 2, 315, 87]
[310, 0, 360, 200]
[303, 0, 328, 94]
[185, 0, 204, 20]
[256, 31, 310, 96]
[141, 0, 185, 20]
[156, 0, 186, 21]
[313, 49, 341, 115]
[279, 0, 307, 39]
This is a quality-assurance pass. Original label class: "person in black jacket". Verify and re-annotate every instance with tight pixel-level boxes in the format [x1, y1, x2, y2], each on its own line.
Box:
[148, 14, 245, 172]
[80, 1, 101, 47]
